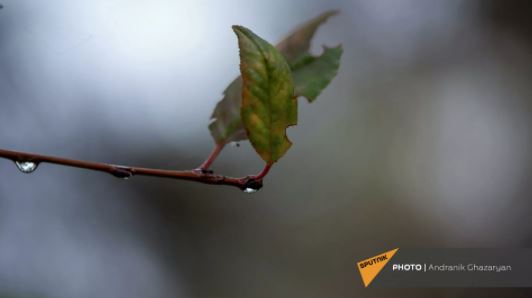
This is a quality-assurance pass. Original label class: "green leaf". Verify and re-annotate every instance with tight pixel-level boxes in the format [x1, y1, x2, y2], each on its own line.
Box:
[291, 45, 343, 102]
[233, 25, 296, 164]
[209, 10, 339, 145]
[276, 10, 338, 61]
[208, 77, 246, 143]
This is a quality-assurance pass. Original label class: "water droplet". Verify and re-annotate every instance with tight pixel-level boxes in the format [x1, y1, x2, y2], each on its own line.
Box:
[15, 161, 39, 173]
[242, 179, 262, 194]
[243, 187, 258, 193]
[230, 142, 240, 147]
[111, 167, 132, 180]
[195, 168, 213, 174]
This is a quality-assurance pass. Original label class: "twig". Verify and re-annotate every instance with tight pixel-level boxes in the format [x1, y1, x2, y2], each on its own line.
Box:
[0, 148, 265, 191]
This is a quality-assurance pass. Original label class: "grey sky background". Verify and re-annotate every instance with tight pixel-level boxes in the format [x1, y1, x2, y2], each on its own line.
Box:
[1, 1, 532, 297]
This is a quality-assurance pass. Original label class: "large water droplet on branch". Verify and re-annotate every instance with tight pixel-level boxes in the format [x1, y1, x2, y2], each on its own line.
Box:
[242, 179, 262, 194]
[15, 161, 39, 173]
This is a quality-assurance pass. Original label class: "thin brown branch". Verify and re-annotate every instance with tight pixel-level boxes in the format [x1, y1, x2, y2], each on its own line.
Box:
[0, 148, 265, 191]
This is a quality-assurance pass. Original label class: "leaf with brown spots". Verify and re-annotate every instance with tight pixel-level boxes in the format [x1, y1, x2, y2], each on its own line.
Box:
[233, 25, 296, 164]
[209, 11, 337, 145]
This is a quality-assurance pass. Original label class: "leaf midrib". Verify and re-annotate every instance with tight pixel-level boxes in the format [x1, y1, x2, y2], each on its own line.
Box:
[244, 31, 277, 162]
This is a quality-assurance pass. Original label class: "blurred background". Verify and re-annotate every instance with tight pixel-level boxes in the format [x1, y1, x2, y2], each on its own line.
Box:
[1, 0, 532, 297]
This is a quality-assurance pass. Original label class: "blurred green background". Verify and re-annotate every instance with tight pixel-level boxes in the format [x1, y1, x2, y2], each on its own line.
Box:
[1, 0, 532, 297]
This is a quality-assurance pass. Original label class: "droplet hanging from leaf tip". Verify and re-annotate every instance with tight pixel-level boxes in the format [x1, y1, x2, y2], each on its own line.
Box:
[15, 161, 39, 173]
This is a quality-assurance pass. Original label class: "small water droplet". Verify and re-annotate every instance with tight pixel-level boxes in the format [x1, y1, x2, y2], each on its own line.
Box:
[230, 142, 240, 147]
[15, 161, 39, 173]
[243, 187, 258, 193]
[195, 168, 213, 174]
[111, 167, 132, 180]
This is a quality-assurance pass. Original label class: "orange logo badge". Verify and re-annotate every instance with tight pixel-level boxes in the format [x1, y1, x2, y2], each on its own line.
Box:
[357, 248, 399, 287]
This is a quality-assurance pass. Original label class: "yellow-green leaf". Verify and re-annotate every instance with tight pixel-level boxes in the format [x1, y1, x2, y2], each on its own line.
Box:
[209, 11, 338, 145]
[233, 25, 296, 164]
